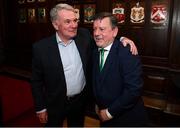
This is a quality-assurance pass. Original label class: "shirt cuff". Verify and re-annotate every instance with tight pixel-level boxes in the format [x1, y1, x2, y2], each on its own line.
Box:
[106, 109, 113, 119]
[120, 37, 124, 42]
[36, 108, 47, 113]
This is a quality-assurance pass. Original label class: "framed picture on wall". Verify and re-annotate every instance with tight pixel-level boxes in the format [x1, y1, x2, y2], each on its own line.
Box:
[28, 8, 36, 23]
[112, 2, 126, 24]
[18, 0, 25, 4]
[73, 4, 80, 20]
[18, 8, 26, 23]
[38, 8, 47, 23]
[27, 0, 35, 3]
[37, 0, 46, 2]
[56, 0, 66, 2]
[84, 0, 95, 2]
[130, 1, 145, 25]
[83, 4, 96, 23]
[150, 0, 168, 28]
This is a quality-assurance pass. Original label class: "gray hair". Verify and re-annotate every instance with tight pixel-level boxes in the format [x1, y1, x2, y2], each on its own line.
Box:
[50, 3, 75, 22]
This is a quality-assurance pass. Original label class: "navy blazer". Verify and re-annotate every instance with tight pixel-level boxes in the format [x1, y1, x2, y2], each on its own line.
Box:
[93, 39, 147, 122]
[31, 28, 93, 112]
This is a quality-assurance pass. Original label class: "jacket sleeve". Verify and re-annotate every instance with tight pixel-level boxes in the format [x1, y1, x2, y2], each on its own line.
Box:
[31, 43, 46, 112]
[108, 46, 143, 117]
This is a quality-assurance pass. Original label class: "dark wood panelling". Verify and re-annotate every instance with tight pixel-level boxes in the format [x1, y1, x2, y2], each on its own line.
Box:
[1, 0, 180, 117]
[0, 0, 6, 65]
[169, 0, 180, 70]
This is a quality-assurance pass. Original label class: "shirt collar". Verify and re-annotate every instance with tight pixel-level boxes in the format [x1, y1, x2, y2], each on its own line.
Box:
[98, 42, 113, 51]
[56, 32, 73, 46]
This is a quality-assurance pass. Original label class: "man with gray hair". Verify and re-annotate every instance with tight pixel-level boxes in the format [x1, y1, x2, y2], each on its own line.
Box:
[31, 3, 137, 127]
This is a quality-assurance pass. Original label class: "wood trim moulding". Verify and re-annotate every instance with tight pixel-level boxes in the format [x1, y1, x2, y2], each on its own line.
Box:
[141, 55, 169, 68]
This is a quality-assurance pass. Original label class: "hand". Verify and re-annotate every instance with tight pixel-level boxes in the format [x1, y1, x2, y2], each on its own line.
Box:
[36, 111, 48, 124]
[121, 37, 138, 55]
[99, 109, 111, 122]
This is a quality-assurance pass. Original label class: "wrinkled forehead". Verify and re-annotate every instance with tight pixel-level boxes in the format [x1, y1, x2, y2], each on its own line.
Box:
[58, 9, 76, 20]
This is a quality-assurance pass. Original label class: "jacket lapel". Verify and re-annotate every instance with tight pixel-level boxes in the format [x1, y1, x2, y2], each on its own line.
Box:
[74, 35, 87, 74]
[47, 35, 65, 77]
[99, 40, 119, 84]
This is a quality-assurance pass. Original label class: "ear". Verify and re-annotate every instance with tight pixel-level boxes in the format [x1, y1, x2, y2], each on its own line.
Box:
[52, 21, 59, 31]
[113, 27, 118, 38]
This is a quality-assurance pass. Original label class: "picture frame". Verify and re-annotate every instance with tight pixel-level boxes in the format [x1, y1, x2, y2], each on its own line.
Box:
[84, 0, 95, 2]
[151, 3, 167, 26]
[38, 8, 47, 23]
[112, 2, 126, 24]
[130, 1, 145, 25]
[18, 8, 27, 23]
[73, 4, 81, 20]
[37, 0, 46, 2]
[18, 0, 25, 4]
[28, 8, 36, 23]
[56, 0, 66, 2]
[83, 4, 96, 23]
[27, 0, 35, 3]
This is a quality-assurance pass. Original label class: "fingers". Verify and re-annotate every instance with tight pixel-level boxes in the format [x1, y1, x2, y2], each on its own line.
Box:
[121, 37, 138, 55]
[129, 41, 138, 55]
[99, 109, 110, 122]
[37, 111, 48, 124]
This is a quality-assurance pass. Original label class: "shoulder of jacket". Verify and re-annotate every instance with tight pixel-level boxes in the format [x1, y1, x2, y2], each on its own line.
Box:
[33, 34, 56, 46]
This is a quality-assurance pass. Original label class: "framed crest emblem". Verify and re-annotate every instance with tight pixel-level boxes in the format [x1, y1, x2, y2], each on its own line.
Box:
[151, 4, 167, 24]
[73, 5, 81, 21]
[130, 2, 145, 25]
[27, 0, 35, 3]
[18, 0, 25, 4]
[112, 2, 126, 24]
[18, 8, 27, 23]
[38, 8, 47, 23]
[150, 0, 169, 28]
[83, 4, 96, 23]
[28, 8, 36, 23]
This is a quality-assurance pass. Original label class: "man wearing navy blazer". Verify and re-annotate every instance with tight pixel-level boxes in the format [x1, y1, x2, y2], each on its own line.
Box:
[92, 12, 149, 126]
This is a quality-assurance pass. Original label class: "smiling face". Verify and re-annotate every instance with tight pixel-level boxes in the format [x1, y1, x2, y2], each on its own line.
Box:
[52, 9, 78, 43]
[93, 17, 118, 48]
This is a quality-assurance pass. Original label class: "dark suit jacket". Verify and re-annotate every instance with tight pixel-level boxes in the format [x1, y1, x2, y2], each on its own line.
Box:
[31, 28, 93, 114]
[92, 39, 148, 125]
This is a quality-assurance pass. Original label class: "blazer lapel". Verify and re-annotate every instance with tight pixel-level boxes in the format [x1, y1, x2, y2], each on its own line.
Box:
[99, 40, 119, 84]
[74, 36, 87, 74]
[47, 35, 65, 77]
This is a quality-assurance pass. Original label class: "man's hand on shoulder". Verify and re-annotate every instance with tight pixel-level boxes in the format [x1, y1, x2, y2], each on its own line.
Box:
[120, 37, 138, 55]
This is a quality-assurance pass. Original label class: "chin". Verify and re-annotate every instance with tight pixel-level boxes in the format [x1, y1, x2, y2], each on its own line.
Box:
[70, 33, 77, 38]
[95, 41, 102, 45]
[97, 44, 103, 48]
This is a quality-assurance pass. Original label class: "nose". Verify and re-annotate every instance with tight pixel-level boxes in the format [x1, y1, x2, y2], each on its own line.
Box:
[71, 20, 78, 28]
[94, 29, 100, 36]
